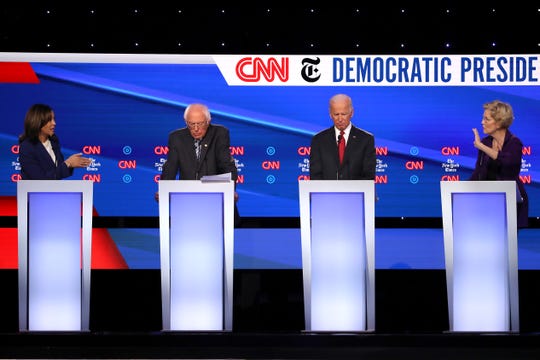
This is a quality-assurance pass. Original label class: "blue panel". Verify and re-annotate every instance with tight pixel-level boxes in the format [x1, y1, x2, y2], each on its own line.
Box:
[169, 192, 224, 330]
[28, 192, 81, 331]
[452, 192, 509, 331]
[310, 192, 367, 331]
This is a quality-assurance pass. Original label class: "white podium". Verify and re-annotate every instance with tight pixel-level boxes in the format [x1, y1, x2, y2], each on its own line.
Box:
[17, 180, 93, 331]
[440, 180, 519, 332]
[159, 179, 235, 331]
[298, 180, 375, 332]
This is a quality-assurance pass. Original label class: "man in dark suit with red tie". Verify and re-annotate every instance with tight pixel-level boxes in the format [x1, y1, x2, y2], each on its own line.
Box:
[309, 94, 376, 180]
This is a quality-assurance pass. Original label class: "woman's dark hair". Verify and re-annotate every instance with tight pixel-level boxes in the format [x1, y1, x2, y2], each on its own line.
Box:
[18, 104, 54, 143]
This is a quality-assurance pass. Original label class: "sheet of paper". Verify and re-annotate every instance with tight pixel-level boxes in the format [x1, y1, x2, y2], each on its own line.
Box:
[200, 172, 232, 182]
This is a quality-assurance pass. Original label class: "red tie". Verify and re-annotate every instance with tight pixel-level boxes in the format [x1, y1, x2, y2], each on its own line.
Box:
[338, 130, 345, 165]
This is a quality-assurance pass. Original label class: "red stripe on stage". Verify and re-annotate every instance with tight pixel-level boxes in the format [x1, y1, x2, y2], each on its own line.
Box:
[0, 196, 129, 269]
[0, 62, 40, 83]
[0, 229, 18, 269]
[91, 226, 129, 270]
[0, 196, 17, 216]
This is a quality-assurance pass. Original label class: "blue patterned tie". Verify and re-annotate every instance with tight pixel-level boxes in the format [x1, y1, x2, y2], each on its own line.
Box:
[194, 139, 201, 160]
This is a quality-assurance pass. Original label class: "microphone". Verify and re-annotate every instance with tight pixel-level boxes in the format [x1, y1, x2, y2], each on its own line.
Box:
[337, 134, 343, 143]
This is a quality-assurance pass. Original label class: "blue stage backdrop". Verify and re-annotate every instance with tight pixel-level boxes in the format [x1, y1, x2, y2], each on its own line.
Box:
[1, 54, 538, 270]
[1, 54, 538, 218]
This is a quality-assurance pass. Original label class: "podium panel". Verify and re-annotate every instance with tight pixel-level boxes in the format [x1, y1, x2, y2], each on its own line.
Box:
[159, 180, 235, 331]
[17, 180, 93, 331]
[440, 181, 519, 332]
[299, 180, 375, 332]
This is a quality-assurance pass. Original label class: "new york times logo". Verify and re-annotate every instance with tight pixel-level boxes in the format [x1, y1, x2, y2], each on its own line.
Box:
[301, 57, 321, 83]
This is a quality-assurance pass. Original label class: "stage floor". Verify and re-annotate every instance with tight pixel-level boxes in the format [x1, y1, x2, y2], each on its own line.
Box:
[1, 331, 540, 359]
[2, 269, 540, 359]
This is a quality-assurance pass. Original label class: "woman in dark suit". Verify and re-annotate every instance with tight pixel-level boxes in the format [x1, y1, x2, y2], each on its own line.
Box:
[18, 103, 91, 180]
[470, 100, 528, 228]
[309, 94, 376, 180]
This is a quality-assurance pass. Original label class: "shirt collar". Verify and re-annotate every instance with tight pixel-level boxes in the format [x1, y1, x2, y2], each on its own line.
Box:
[335, 123, 352, 139]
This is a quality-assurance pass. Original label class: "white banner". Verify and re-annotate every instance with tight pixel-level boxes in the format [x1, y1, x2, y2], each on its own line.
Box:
[2, 52, 538, 86]
[213, 55, 540, 86]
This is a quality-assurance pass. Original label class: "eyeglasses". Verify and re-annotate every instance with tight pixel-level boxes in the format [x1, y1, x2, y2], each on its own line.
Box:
[186, 121, 208, 129]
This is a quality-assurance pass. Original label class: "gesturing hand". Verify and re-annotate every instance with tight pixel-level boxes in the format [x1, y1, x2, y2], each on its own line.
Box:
[472, 128, 482, 149]
[66, 153, 92, 168]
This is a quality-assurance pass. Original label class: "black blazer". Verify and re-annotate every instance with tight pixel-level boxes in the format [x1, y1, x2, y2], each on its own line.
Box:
[161, 124, 238, 181]
[309, 125, 376, 180]
[160, 124, 241, 225]
[19, 135, 73, 180]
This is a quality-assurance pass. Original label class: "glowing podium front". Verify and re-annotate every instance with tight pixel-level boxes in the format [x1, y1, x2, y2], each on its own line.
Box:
[159, 179, 235, 331]
[17, 180, 93, 331]
[440, 181, 519, 332]
[299, 180, 375, 332]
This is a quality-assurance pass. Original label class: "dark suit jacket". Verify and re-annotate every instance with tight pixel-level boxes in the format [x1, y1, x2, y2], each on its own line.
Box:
[160, 124, 240, 225]
[469, 130, 528, 228]
[160, 124, 238, 181]
[309, 125, 376, 180]
[19, 135, 73, 180]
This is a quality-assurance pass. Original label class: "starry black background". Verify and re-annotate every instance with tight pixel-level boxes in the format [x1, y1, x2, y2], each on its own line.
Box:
[1, 4, 539, 54]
